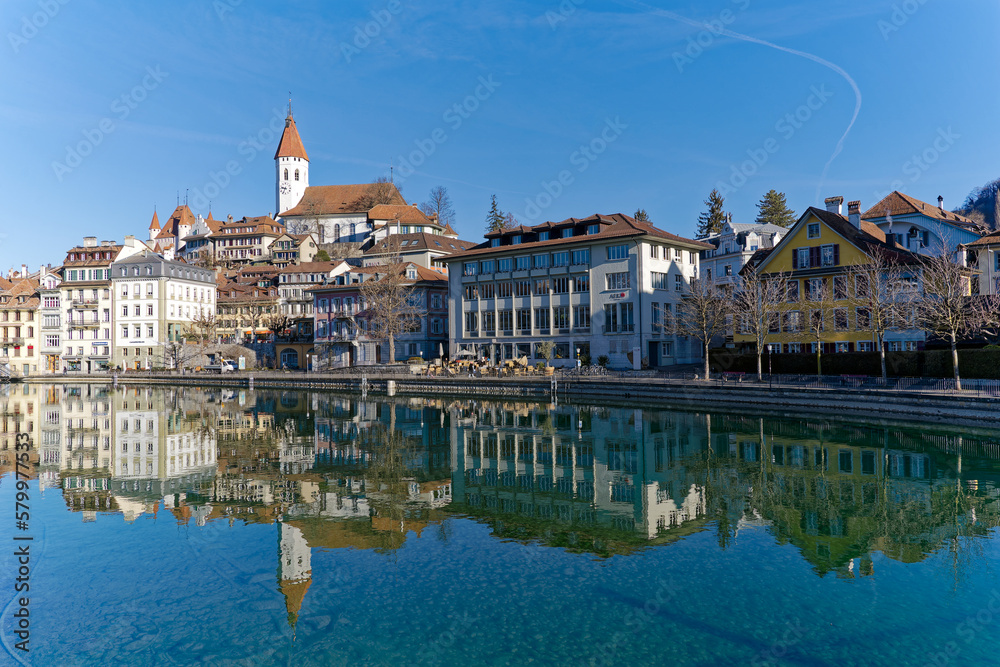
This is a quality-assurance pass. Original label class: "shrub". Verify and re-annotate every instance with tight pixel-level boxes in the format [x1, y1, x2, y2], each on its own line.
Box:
[597, 355, 610, 368]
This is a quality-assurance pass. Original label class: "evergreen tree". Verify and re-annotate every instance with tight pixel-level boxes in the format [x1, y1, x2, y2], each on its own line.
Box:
[633, 209, 650, 222]
[755, 189, 796, 227]
[485, 195, 506, 234]
[314, 249, 331, 262]
[696, 189, 726, 238]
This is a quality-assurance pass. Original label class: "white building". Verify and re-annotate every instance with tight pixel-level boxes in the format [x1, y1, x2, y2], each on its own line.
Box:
[110, 253, 217, 370]
[443, 213, 711, 369]
[700, 219, 787, 290]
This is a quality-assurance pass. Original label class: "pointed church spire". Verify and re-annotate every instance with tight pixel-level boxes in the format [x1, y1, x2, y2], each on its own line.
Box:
[148, 210, 161, 231]
[274, 110, 309, 161]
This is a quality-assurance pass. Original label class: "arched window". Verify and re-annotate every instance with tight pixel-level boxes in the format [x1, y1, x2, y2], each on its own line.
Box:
[349, 223, 356, 239]
[333, 225, 340, 242]
[283, 168, 288, 180]
[294, 169, 299, 181]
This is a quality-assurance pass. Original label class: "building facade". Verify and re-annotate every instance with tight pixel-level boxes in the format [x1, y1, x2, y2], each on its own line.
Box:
[443, 213, 710, 369]
[110, 253, 217, 370]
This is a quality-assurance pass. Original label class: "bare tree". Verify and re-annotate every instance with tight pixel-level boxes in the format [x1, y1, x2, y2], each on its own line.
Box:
[160, 341, 201, 370]
[734, 271, 788, 380]
[674, 277, 731, 380]
[351, 176, 402, 211]
[263, 313, 294, 339]
[849, 249, 913, 381]
[802, 276, 837, 376]
[419, 186, 456, 227]
[359, 240, 419, 364]
[914, 252, 993, 390]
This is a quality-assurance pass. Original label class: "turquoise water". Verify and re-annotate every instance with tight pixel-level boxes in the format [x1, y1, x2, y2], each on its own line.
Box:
[2, 384, 1000, 665]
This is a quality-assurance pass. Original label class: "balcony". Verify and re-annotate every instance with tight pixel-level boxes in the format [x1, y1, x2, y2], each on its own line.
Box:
[71, 321, 100, 329]
[41, 321, 61, 330]
[71, 299, 99, 308]
[1, 338, 25, 346]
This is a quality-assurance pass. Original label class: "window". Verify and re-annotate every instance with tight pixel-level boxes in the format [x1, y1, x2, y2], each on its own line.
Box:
[511, 235, 522, 245]
[480, 283, 495, 299]
[606, 272, 630, 290]
[856, 308, 871, 330]
[514, 256, 530, 271]
[498, 258, 512, 272]
[497, 282, 512, 298]
[806, 278, 825, 300]
[809, 310, 824, 332]
[294, 169, 299, 181]
[724, 265, 733, 276]
[795, 248, 810, 269]
[482, 311, 495, 334]
[807, 223, 820, 239]
[821, 244, 839, 267]
[464, 312, 478, 334]
[858, 341, 875, 352]
[834, 308, 849, 331]
[783, 310, 802, 333]
[534, 279, 549, 295]
[607, 245, 628, 260]
[499, 310, 513, 333]
[537, 231, 549, 241]
[515, 281, 531, 297]
[464, 285, 478, 300]
[588, 224, 599, 235]
[463, 262, 478, 276]
[786, 280, 799, 302]
[552, 277, 569, 294]
[552, 251, 569, 267]
[533, 254, 550, 269]
[490, 238, 501, 247]
[574, 275, 590, 292]
[573, 305, 591, 330]
[650, 245, 660, 259]
[651, 272, 668, 290]
[674, 275, 684, 292]
[480, 259, 496, 274]
[534, 308, 550, 332]
[571, 248, 590, 265]
[516, 309, 531, 333]
[553, 306, 569, 331]
[834, 276, 847, 300]
[146, 325, 154, 338]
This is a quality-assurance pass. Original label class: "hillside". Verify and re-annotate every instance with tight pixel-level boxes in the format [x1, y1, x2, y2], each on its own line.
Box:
[956, 178, 1000, 230]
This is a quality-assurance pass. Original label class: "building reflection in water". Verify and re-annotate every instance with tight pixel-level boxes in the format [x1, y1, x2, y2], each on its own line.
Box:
[3, 385, 1000, 625]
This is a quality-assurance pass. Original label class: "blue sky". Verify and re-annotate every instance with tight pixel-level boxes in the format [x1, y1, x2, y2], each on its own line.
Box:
[1, 0, 998, 270]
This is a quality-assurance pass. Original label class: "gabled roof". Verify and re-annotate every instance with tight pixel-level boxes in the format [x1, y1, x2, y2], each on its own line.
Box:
[274, 113, 309, 161]
[368, 204, 435, 226]
[277, 261, 340, 275]
[862, 191, 980, 229]
[755, 207, 923, 274]
[217, 215, 283, 235]
[963, 229, 1000, 248]
[280, 184, 406, 217]
[366, 233, 476, 255]
[452, 213, 712, 259]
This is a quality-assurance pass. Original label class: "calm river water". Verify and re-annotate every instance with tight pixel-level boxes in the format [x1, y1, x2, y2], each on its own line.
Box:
[1, 383, 999, 665]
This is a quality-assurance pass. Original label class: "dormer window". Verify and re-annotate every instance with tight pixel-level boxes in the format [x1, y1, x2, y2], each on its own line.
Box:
[511, 235, 522, 245]
[538, 231, 549, 241]
[490, 238, 500, 247]
[588, 224, 599, 235]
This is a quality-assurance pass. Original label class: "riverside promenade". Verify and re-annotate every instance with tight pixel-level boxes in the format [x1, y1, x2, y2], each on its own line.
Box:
[19, 367, 1000, 426]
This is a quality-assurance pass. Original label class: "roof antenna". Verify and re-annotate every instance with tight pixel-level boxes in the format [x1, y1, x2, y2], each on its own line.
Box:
[288, 92, 292, 117]
[185, 189, 189, 206]
[390, 163, 394, 184]
[176, 191, 180, 206]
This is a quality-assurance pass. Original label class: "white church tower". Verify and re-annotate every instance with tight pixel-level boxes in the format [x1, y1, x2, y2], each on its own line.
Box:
[274, 104, 309, 217]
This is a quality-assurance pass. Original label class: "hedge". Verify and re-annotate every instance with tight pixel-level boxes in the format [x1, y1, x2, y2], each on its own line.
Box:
[708, 348, 1000, 379]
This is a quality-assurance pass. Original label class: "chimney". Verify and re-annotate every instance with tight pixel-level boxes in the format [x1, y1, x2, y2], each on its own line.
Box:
[938, 195, 944, 211]
[847, 201, 861, 228]
[83, 236, 97, 248]
[124, 235, 135, 245]
[39, 265, 46, 278]
[21, 264, 27, 279]
[824, 196, 844, 215]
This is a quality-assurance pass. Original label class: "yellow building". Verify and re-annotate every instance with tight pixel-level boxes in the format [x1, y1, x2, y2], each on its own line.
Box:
[739, 197, 924, 355]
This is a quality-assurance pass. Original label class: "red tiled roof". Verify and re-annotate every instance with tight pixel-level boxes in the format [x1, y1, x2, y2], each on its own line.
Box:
[277, 261, 339, 274]
[862, 191, 978, 228]
[273, 114, 309, 161]
[964, 230, 1000, 248]
[451, 213, 712, 259]
[280, 184, 406, 217]
[148, 210, 160, 231]
[368, 204, 434, 226]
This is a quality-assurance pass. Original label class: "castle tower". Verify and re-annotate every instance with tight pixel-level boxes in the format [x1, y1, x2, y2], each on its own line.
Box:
[274, 106, 309, 218]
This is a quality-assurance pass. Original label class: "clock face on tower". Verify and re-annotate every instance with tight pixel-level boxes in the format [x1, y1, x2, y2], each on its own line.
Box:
[279, 183, 291, 194]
